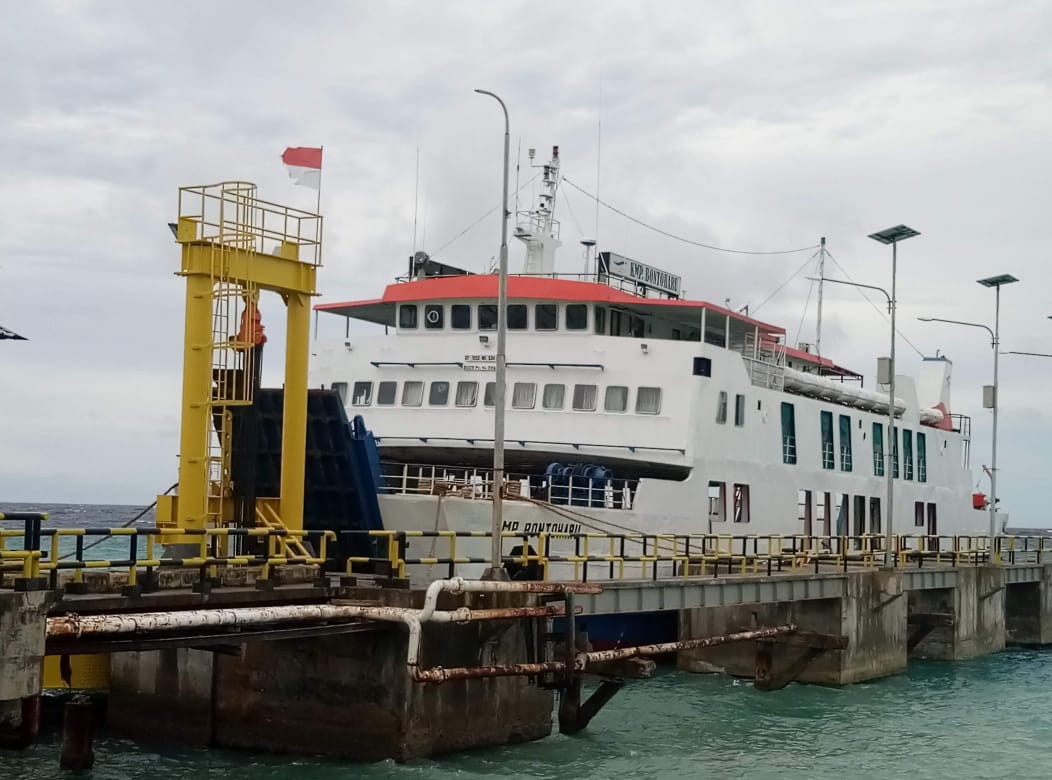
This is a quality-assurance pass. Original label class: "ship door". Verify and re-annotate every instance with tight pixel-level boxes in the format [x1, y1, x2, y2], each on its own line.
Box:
[927, 503, 938, 550]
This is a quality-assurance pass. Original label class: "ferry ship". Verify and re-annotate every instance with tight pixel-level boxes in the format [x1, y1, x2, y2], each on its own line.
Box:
[309, 146, 989, 585]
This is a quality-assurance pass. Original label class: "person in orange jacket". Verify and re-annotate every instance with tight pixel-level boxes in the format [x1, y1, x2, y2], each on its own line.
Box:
[235, 290, 267, 390]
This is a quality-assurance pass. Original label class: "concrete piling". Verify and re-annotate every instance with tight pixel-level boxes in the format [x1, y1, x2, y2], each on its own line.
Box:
[60, 695, 96, 771]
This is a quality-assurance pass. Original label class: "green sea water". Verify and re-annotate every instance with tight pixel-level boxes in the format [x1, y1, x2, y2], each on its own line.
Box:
[5, 649, 1052, 780]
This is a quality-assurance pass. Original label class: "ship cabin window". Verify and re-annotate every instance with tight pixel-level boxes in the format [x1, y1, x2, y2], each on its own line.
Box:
[927, 503, 937, 535]
[455, 381, 477, 407]
[484, 381, 496, 407]
[873, 423, 885, 477]
[637, 387, 662, 414]
[734, 394, 746, 427]
[428, 381, 450, 406]
[376, 381, 397, 406]
[543, 383, 565, 409]
[708, 481, 726, 523]
[605, 386, 628, 412]
[781, 402, 797, 464]
[839, 414, 853, 472]
[716, 391, 728, 424]
[892, 427, 900, 479]
[903, 429, 914, 480]
[853, 495, 866, 538]
[478, 304, 498, 330]
[914, 501, 925, 527]
[332, 382, 348, 404]
[424, 304, 444, 329]
[451, 304, 471, 329]
[508, 304, 528, 330]
[398, 304, 418, 329]
[869, 498, 882, 535]
[572, 384, 598, 411]
[835, 494, 849, 535]
[917, 432, 927, 483]
[733, 484, 751, 523]
[402, 381, 424, 407]
[512, 382, 536, 409]
[535, 304, 558, 331]
[595, 306, 607, 335]
[820, 411, 834, 470]
[819, 492, 832, 536]
[352, 381, 372, 406]
[566, 304, 588, 330]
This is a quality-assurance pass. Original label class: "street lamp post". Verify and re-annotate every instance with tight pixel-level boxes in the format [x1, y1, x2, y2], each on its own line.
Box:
[474, 89, 511, 579]
[808, 274, 897, 566]
[867, 225, 920, 565]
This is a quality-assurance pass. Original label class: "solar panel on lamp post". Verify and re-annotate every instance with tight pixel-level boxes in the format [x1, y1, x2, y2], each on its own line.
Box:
[868, 225, 920, 567]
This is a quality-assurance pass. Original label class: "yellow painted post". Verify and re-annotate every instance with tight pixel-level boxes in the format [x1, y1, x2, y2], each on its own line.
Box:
[175, 271, 215, 530]
[279, 291, 311, 531]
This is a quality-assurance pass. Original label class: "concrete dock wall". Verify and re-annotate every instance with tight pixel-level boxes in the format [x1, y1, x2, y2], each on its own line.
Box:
[0, 591, 51, 742]
[909, 567, 1006, 659]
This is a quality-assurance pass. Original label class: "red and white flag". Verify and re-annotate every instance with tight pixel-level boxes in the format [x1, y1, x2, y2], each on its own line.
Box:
[281, 146, 322, 190]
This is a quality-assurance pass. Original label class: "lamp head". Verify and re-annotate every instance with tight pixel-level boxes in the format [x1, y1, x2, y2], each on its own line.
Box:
[977, 274, 1019, 288]
[868, 225, 920, 244]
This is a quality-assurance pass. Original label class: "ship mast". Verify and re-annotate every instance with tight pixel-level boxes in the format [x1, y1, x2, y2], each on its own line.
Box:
[515, 146, 562, 274]
[816, 236, 826, 358]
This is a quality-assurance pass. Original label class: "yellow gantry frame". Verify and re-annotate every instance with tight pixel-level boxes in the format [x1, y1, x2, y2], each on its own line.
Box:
[160, 182, 321, 534]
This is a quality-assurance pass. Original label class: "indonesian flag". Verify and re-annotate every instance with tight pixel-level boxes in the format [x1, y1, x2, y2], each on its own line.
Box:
[281, 146, 322, 189]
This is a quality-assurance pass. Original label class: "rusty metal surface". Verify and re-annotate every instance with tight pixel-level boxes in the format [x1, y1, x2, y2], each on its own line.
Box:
[576, 625, 798, 668]
[413, 661, 567, 683]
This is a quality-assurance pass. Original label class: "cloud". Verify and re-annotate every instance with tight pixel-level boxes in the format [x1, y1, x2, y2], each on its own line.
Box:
[1, 0, 1050, 526]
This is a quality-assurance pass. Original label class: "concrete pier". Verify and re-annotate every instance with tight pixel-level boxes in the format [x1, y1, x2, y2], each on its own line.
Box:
[0, 591, 51, 748]
[678, 570, 908, 684]
[108, 591, 553, 761]
[909, 567, 1005, 659]
[1006, 566, 1052, 645]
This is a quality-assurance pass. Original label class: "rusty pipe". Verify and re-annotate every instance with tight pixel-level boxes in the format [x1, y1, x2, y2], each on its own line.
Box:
[576, 625, 798, 668]
[419, 576, 601, 622]
[414, 661, 567, 683]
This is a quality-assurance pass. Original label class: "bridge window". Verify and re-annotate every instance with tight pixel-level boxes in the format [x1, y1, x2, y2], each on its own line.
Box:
[595, 306, 607, 334]
[535, 304, 558, 330]
[839, 414, 852, 472]
[542, 383, 565, 409]
[428, 381, 449, 406]
[917, 432, 927, 482]
[637, 387, 662, 415]
[512, 382, 536, 409]
[377, 381, 397, 406]
[903, 429, 914, 480]
[572, 384, 597, 411]
[734, 393, 746, 426]
[398, 304, 417, 329]
[708, 481, 726, 523]
[781, 402, 797, 464]
[733, 484, 751, 523]
[402, 381, 423, 407]
[508, 304, 528, 330]
[821, 411, 834, 470]
[451, 304, 471, 329]
[424, 304, 444, 329]
[484, 381, 495, 407]
[566, 304, 588, 330]
[352, 381, 372, 406]
[605, 385, 628, 412]
[716, 391, 728, 424]
[873, 423, 885, 477]
[455, 381, 477, 407]
[478, 304, 498, 330]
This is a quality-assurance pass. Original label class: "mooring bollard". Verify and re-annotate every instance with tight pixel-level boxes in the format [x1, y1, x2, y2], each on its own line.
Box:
[59, 695, 95, 771]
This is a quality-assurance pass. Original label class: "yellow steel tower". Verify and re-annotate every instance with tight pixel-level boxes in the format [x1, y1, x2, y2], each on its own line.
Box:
[156, 182, 321, 541]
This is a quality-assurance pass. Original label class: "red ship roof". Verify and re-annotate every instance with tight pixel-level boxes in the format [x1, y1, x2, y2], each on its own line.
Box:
[316, 275, 786, 335]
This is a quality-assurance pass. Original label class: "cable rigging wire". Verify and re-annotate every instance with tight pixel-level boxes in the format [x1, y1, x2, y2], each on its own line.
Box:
[430, 172, 541, 257]
[824, 251, 925, 359]
[561, 176, 820, 256]
[751, 249, 822, 315]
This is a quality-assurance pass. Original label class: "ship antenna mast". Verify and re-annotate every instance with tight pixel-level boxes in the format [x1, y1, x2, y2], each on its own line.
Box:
[816, 236, 826, 357]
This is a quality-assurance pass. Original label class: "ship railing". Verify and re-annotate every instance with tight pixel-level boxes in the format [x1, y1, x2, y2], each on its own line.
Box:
[393, 270, 682, 300]
[337, 530, 1038, 583]
[378, 462, 638, 510]
[0, 514, 333, 592]
[740, 332, 786, 391]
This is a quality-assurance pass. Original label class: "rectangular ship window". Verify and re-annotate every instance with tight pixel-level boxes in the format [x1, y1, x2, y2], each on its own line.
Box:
[352, 381, 372, 406]
[873, 423, 885, 477]
[451, 304, 471, 329]
[821, 411, 834, 470]
[402, 381, 424, 407]
[572, 384, 597, 411]
[376, 381, 397, 406]
[542, 383, 565, 409]
[508, 304, 528, 330]
[566, 304, 588, 330]
[535, 304, 558, 330]
[455, 381, 477, 407]
[734, 394, 746, 426]
[512, 382, 536, 409]
[716, 391, 728, 424]
[636, 387, 661, 414]
[428, 381, 449, 406]
[398, 305, 417, 329]
[331, 382, 348, 404]
[478, 304, 498, 331]
[604, 386, 628, 412]
[483, 381, 495, 407]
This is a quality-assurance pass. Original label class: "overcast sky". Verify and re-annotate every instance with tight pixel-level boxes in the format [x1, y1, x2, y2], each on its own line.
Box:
[1, 1, 1050, 524]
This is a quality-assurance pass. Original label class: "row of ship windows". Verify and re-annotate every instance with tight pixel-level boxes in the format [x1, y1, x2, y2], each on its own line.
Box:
[333, 380, 663, 414]
[777, 401, 929, 482]
[797, 492, 939, 535]
[398, 303, 616, 334]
